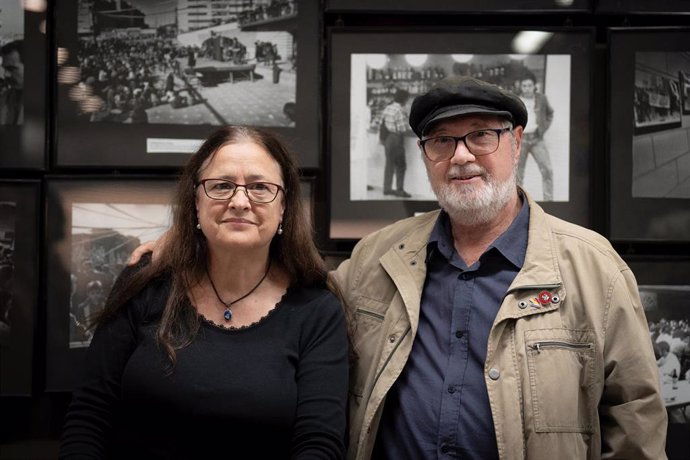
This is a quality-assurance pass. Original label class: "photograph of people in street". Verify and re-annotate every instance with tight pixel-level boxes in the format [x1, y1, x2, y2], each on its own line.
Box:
[349, 52, 571, 202]
[632, 51, 690, 198]
[68, 203, 171, 348]
[0, 1, 24, 125]
[63, 0, 297, 127]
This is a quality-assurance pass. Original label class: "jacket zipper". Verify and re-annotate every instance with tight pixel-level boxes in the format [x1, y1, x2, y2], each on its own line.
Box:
[355, 308, 385, 321]
[529, 341, 593, 353]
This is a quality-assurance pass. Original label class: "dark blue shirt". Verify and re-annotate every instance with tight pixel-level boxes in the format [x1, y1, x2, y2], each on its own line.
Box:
[374, 200, 529, 460]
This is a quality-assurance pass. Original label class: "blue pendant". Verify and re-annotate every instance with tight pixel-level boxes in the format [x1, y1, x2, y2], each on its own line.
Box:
[224, 309, 232, 321]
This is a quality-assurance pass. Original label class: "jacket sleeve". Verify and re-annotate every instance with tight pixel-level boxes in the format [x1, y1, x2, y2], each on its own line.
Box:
[537, 93, 554, 136]
[291, 292, 349, 460]
[598, 268, 668, 460]
[59, 298, 142, 459]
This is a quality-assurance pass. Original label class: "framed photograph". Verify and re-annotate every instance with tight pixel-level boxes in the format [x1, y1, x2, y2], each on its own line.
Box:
[608, 28, 690, 241]
[45, 177, 176, 391]
[328, 28, 593, 239]
[325, 0, 592, 13]
[54, 0, 321, 168]
[0, 2, 47, 169]
[596, 0, 690, 14]
[0, 180, 40, 396]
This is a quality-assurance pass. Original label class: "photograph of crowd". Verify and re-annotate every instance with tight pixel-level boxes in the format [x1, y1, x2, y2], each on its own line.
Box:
[633, 52, 687, 134]
[0, 1, 24, 125]
[349, 53, 571, 203]
[63, 0, 298, 127]
[640, 286, 690, 388]
[0, 201, 16, 348]
[69, 202, 172, 348]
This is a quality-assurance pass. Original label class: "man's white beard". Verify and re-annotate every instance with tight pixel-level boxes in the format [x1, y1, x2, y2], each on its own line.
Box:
[429, 164, 517, 226]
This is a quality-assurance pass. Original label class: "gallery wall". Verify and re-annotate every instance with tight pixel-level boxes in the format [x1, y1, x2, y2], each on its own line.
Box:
[1, 0, 689, 458]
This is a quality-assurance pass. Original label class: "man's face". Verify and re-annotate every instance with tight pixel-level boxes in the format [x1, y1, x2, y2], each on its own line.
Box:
[420, 114, 523, 226]
[520, 79, 535, 98]
[1, 50, 23, 88]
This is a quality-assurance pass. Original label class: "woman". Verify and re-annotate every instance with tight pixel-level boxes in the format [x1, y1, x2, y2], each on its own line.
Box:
[60, 126, 349, 459]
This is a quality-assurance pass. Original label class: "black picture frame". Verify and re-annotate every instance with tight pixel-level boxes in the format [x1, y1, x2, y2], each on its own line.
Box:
[607, 28, 690, 242]
[325, 0, 592, 13]
[596, 0, 690, 14]
[0, 180, 40, 396]
[328, 27, 593, 240]
[53, 0, 321, 169]
[0, 4, 47, 170]
[45, 176, 176, 391]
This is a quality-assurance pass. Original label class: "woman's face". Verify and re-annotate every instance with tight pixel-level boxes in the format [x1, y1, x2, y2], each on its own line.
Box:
[196, 140, 285, 254]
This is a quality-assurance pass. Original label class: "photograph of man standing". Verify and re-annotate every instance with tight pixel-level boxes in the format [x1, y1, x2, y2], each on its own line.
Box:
[517, 72, 553, 200]
[380, 88, 411, 198]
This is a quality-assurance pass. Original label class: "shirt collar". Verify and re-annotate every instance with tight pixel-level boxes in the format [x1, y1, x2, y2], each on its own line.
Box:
[427, 192, 529, 269]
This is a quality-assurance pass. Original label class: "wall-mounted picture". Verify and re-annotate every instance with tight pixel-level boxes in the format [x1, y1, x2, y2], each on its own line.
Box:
[55, 0, 321, 168]
[633, 53, 684, 135]
[0, 1, 46, 169]
[681, 70, 690, 116]
[45, 177, 176, 391]
[608, 28, 690, 241]
[0, 180, 40, 396]
[326, 0, 591, 13]
[329, 28, 593, 239]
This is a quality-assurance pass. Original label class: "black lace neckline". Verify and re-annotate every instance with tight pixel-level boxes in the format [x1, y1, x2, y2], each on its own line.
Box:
[197, 286, 291, 331]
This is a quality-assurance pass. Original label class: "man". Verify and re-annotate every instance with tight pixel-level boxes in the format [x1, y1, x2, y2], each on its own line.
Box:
[516, 72, 553, 200]
[379, 88, 411, 198]
[333, 76, 666, 459]
[129, 76, 667, 459]
[0, 40, 24, 125]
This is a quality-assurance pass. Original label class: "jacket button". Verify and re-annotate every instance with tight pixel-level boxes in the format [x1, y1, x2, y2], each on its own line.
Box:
[388, 334, 396, 343]
[517, 301, 527, 309]
[488, 368, 500, 380]
[551, 295, 560, 304]
[398, 244, 405, 249]
[410, 260, 417, 266]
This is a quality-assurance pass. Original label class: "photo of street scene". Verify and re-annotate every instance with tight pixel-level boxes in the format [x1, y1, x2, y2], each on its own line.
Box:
[69, 202, 172, 348]
[64, 0, 297, 126]
[0, 201, 16, 348]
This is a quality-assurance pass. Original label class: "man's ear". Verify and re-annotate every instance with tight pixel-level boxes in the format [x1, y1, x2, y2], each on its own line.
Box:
[512, 125, 524, 164]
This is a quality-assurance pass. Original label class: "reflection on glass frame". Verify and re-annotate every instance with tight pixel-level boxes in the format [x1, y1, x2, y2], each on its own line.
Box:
[0, 180, 40, 396]
[45, 177, 176, 391]
[608, 28, 690, 242]
[325, 0, 591, 13]
[0, 4, 46, 169]
[329, 28, 593, 240]
[54, 0, 321, 168]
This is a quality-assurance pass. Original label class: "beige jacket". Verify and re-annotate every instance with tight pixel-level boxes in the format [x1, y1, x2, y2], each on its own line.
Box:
[332, 193, 667, 460]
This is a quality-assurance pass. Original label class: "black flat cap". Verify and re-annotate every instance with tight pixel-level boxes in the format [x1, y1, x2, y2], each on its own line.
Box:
[409, 76, 528, 138]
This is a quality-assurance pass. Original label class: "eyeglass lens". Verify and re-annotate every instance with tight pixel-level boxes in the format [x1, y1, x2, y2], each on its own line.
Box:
[202, 179, 279, 203]
[423, 129, 503, 161]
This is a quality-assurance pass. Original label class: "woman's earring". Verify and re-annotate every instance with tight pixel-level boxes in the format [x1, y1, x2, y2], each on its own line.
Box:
[277, 223, 283, 235]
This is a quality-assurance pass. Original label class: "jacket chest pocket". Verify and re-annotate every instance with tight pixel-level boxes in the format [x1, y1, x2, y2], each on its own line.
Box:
[525, 330, 596, 433]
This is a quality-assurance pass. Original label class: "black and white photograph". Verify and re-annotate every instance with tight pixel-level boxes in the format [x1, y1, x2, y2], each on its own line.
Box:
[639, 285, 690, 423]
[633, 52, 684, 136]
[349, 53, 570, 203]
[63, 0, 297, 127]
[0, 180, 40, 396]
[0, 0, 24, 126]
[681, 70, 690, 116]
[330, 29, 593, 240]
[45, 178, 176, 391]
[68, 203, 172, 348]
[54, 0, 321, 168]
[326, 0, 591, 13]
[608, 28, 690, 241]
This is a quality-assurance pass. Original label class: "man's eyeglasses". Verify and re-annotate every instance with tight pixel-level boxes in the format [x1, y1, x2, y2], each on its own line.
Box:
[419, 127, 512, 162]
[197, 179, 284, 203]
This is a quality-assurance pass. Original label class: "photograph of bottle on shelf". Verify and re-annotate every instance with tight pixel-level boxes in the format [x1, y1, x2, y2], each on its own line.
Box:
[349, 53, 571, 203]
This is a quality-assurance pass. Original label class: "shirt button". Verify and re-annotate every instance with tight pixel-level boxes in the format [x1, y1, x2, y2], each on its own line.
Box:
[460, 273, 469, 280]
[447, 386, 456, 394]
[455, 330, 464, 339]
[441, 445, 450, 453]
[488, 368, 500, 380]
